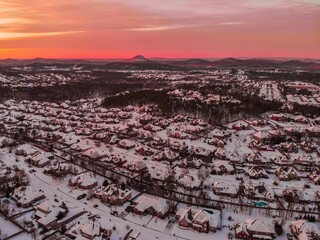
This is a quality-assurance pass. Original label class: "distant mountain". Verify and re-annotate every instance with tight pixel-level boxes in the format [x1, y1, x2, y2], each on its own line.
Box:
[0, 56, 318, 70]
[163, 57, 318, 69]
[167, 59, 216, 69]
[279, 60, 317, 67]
[211, 58, 278, 67]
[0, 58, 21, 66]
[123, 55, 153, 63]
[211, 58, 318, 68]
[0, 58, 93, 66]
[103, 55, 182, 70]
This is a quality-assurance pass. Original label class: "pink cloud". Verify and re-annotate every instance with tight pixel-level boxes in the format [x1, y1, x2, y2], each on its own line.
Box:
[0, 0, 319, 58]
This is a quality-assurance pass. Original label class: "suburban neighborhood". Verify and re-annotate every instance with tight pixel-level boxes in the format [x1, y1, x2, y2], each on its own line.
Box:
[0, 86, 319, 239]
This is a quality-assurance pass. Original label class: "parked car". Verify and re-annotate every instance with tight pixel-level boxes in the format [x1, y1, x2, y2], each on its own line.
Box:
[111, 211, 119, 216]
[77, 193, 87, 200]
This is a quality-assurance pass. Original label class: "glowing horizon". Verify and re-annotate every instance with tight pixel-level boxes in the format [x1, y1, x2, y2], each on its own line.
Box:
[0, 0, 319, 59]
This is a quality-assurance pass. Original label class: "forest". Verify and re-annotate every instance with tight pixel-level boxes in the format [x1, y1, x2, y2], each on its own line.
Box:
[103, 89, 283, 125]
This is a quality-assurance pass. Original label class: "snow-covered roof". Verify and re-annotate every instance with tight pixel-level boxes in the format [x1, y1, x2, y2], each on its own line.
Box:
[246, 219, 275, 234]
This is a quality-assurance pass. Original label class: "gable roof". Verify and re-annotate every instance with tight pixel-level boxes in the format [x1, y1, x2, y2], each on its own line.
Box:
[247, 219, 274, 234]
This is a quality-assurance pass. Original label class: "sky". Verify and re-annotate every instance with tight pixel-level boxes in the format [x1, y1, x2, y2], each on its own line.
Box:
[0, 0, 319, 59]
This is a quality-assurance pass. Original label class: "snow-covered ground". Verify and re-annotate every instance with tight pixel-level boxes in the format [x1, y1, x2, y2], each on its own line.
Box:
[0, 97, 320, 239]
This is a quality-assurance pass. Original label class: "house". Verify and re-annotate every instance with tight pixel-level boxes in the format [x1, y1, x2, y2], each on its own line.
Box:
[10, 186, 45, 208]
[284, 127, 304, 138]
[253, 131, 270, 143]
[179, 157, 202, 169]
[173, 115, 185, 122]
[244, 166, 268, 179]
[43, 162, 70, 177]
[68, 220, 102, 240]
[176, 208, 220, 233]
[306, 126, 320, 137]
[232, 121, 249, 130]
[190, 147, 211, 159]
[300, 141, 314, 153]
[246, 153, 262, 164]
[293, 115, 308, 124]
[117, 139, 135, 150]
[93, 185, 131, 205]
[169, 130, 187, 140]
[210, 128, 226, 139]
[212, 181, 238, 197]
[82, 147, 105, 160]
[206, 94, 220, 104]
[135, 145, 154, 156]
[0, 136, 15, 148]
[295, 154, 317, 167]
[61, 125, 73, 133]
[169, 140, 183, 152]
[270, 155, 290, 165]
[191, 118, 207, 127]
[69, 172, 98, 189]
[132, 195, 169, 219]
[275, 166, 300, 181]
[154, 149, 178, 162]
[208, 138, 225, 147]
[156, 119, 171, 128]
[249, 141, 273, 151]
[135, 129, 153, 141]
[211, 160, 235, 175]
[102, 154, 127, 166]
[123, 105, 134, 112]
[269, 113, 286, 122]
[15, 144, 39, 157]
[122, 161, 147, 173]
[235, 219, 275, 240]
[118, 111, 131, 119]
[235, 223, 250, 239]
[251, 119, 268, 127]
[283, 188, 301, 204]
[290, 220, 320, 240]
[176, 174, 201, 190]
[26, 151, 53, 167]
[0, 167, 18, 188]
[268, 129, 286, 143]
[33, 200, 67, 229]
[139, 113, 153, 124]
[168, 89, 184, 97]
[215, 148, 227, 159]
[308, 171, 320, 185]
[185, 125, 204, 135]
[145, 137, 165, 150]
[143, 123, 162, 132]
[245, 185, 275, 202]
[278, 142, 297, 153]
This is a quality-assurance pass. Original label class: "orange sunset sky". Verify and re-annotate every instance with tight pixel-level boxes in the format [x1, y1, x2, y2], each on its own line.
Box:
[0, 0, 319, 59]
